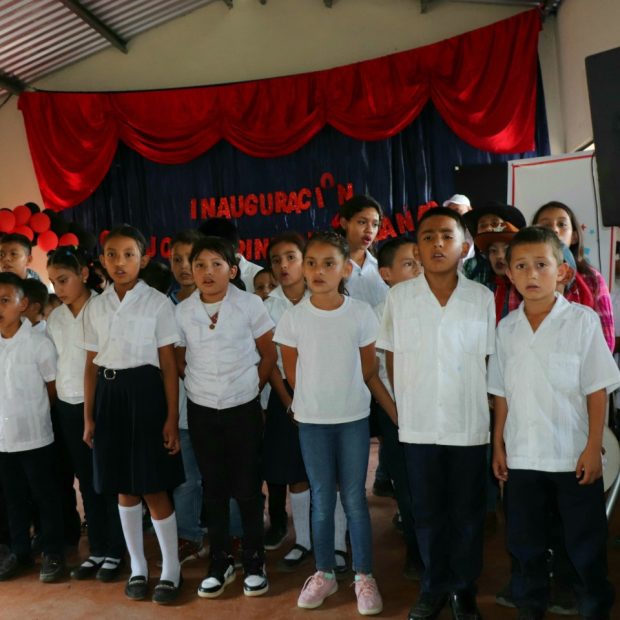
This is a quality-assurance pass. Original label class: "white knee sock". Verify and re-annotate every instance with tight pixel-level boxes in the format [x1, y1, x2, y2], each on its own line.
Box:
[290, 489, 311, 552]
[334, 492, 348, 554]
[118, 503, 147, 578]
[152, 512, 181, 586]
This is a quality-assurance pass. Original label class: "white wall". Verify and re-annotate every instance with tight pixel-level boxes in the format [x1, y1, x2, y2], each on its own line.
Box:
[556, 0, 620, 151]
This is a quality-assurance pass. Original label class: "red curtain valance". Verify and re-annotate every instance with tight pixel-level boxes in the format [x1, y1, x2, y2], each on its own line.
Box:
[19, 9, 541, 211]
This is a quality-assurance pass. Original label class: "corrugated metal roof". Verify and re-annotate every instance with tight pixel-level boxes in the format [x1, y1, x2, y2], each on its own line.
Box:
[0, 0, 217, 97]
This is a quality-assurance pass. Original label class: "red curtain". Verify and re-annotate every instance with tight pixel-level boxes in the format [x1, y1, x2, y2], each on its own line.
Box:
[19, 9, 541, 211]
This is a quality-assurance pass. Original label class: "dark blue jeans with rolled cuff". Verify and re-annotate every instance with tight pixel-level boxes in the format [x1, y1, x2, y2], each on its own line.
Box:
[298, 417, 373, 574]
[404, 443, 487, 596]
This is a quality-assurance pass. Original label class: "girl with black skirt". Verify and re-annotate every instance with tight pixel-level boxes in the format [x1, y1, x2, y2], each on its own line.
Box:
[83, 225, 184, 605]
[175, 236, 276, 599]
[47, 246, 125, 581]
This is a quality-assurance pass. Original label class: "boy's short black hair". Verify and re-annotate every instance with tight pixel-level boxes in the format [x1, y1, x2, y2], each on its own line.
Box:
[170, 229, 204, 250]
[22, 278, 49, 310]
[416, 207, 467, 239]
[0, 233, 32, 255]
[253, 268, 273, 283]
[377, 237, 415, 269]
[105, 225, 148, 256]
[506, 226, 564, 266]
[141, 261, 173, 294]
[198, 218, 240, 246]
[0, 272, 25, 297]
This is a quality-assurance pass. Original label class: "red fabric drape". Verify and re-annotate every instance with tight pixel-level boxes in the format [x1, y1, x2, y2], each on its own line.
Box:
[18, 10, 541, 211]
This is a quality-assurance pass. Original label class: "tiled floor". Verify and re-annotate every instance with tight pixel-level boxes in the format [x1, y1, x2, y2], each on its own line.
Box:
[0, 441, 618, 619]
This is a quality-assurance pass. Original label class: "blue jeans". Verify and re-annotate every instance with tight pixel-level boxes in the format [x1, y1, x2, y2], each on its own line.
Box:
[173, 429, 204, 544]
[298, 417, 373, 573]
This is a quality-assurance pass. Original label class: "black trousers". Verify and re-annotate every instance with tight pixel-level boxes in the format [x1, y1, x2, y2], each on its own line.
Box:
[505, 469, 613, 617]
[404, 443, 486, 595]
[55, 400, 125, 558]
[188, 398, 264, 562]
[0, 444, 63, 558]
[374, 405, 420, 561]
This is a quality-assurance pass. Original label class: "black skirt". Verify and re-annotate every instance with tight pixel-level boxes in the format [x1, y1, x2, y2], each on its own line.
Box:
[262, 381, 307, 485]
[93, 365, 185, 495]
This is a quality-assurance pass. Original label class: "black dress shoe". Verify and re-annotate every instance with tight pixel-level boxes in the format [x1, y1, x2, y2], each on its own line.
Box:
[96, 558, 124, 582]
[71, 557, 103, 580]
[125, 575, 149, 600]
[408, 592, 449, 619]
[152, 574, 183, 605]
[450, 590, 482, 619]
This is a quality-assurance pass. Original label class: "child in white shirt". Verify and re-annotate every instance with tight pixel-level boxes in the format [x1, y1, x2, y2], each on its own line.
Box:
[489, 226, 620, 620]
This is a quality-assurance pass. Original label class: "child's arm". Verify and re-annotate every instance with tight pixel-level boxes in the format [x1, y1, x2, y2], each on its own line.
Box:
[492, 395, 509, 484]
[159, 344, 180, 456]
[269, 367, 293, 411]
[46, 380, 57, 407]
[83, 350, 98, 448]
[386, 351, 395, 394]
[367, 371, 398, 425]
[576, 388, 606, 485]
[280, 345, 298, 391]
[175, 346, 187, 379]
[255, 330, 277, 391]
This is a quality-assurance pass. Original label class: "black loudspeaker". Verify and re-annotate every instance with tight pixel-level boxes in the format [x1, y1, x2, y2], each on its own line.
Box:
[453, 163, 508, 210]
[586, 46, 620, 227]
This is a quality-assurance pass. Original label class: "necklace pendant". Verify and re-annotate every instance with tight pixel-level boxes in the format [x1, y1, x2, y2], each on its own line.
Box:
[209, 323, 215, 330]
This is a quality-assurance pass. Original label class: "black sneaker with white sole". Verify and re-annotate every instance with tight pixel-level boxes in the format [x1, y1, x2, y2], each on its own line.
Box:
[198, 556, 235, 599]
[243, 551, 269, 597]
[39, 553, 66, 583]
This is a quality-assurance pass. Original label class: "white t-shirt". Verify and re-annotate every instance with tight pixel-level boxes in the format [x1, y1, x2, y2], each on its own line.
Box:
[273, 296, 378, 424]
[47, 291, 96, 404]
[176, 284, 274, 410]
[377, 272, 495, 446]
[83, 281, 179, 369]
[346, 251, 389, 307]
[238, 254, 263, 294]
[488, 295, 620, 472]
[0, 320, 56, 452]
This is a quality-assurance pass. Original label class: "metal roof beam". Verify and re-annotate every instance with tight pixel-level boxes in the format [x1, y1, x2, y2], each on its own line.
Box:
[0, 70, 28, 94]
[56, 0, 128, 53]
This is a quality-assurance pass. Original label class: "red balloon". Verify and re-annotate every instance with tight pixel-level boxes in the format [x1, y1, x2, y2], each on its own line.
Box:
[29, 212, 51, 233]
[13, 205, 31, 226]
[99, 229, 110, 247]
[37, 230, 58, 252]
[0, 210, 16, 233]
[13, 225, 34, 241]
[58, 232, 79, 247]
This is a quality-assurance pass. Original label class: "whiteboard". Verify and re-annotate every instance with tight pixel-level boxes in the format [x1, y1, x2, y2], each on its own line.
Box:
[507, 152, 616, 287]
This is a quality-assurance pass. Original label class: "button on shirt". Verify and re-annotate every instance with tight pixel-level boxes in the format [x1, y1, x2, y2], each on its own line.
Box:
[83, 281, 179, 369]
[47, 291, 96, 404]
[0, 320, 56, 452]
[175, 284, 274, 410]
[488, 295, 620, 472]
[377, 273, 495, 446]
[346, 251, 389, 307]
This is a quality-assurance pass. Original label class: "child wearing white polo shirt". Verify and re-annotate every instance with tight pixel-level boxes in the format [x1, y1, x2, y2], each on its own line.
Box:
[378, 207, 495, 620]
[489, 226, 620, 620]
[175, 235, 276, 600]
[0, 272, 65, 583]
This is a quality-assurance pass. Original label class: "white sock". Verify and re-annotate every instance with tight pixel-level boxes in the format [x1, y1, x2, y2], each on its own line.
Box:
[152, 512, 181, 586]
[291, 489, 311, 551]
[118, 503, 148, 578]
[81, 555, 104, 567]
[334, 492, 347, 554]
[100, 557, 121, 571]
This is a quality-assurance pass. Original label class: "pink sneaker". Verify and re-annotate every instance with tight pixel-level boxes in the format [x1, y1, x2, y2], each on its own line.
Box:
[354, 574, 383, 616]
[297, 571, 338, 609]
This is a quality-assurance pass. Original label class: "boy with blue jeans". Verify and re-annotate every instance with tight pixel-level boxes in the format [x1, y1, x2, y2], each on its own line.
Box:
[378, 207, 495, 620]
[489, 226, 619, 620]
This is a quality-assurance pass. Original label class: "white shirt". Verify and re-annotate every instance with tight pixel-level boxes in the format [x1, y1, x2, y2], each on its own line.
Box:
[488, 295, 620, 472]
[274, 296, 378, 424]
[83, 281, 179, 369]
[377, 273, 495, 446]
[47, 291, 96, 404]
[346, 251, 389, 307]
[0, 320, 56, 452]
[373, 300, 394, 400]
[32, 320, 47, 333]
[237, 254, 263, 294]
[176, 284, 274, 409]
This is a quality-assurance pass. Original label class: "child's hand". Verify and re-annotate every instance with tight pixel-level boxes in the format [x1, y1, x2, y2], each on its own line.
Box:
[575, 445, 603, 485]
[492, 444, 509, 483]
[163, 420, 180, 455]
[83, 420, 95, 448]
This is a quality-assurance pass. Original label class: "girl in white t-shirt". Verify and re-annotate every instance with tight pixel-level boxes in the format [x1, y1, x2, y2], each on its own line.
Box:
[47, 246, 125, 582]
[175, 236, 276, 600]
[83, 225, 184, 605]
[274, 231, 383, 616]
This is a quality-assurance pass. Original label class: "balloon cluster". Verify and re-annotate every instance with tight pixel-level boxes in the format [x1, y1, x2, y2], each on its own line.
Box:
[0, 203, 97, 253]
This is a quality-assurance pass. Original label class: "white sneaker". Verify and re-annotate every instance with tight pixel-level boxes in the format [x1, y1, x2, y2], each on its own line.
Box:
[197, 557, 235, 599]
